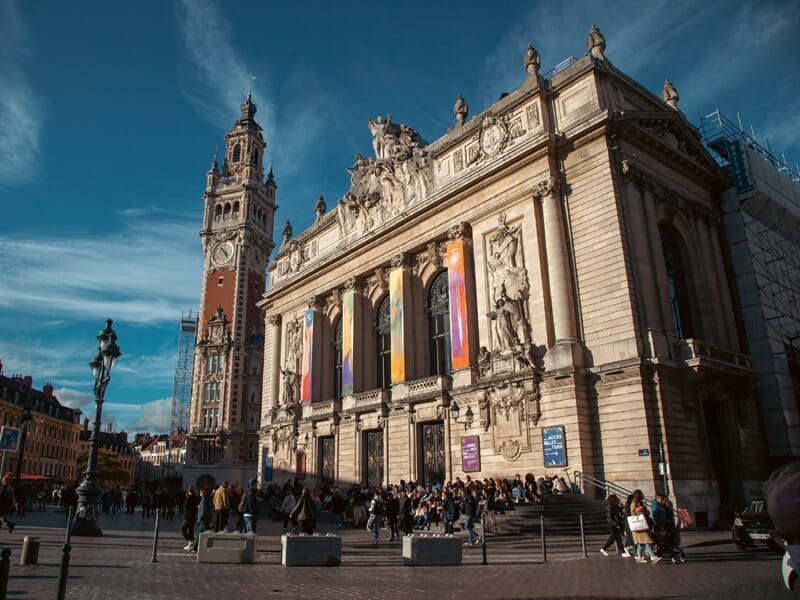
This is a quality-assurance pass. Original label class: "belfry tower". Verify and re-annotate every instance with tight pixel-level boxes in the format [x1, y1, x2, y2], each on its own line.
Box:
[186, 94, 276, 486]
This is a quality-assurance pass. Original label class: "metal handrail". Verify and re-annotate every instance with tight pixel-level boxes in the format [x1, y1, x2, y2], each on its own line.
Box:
[573, 470, 633, 499]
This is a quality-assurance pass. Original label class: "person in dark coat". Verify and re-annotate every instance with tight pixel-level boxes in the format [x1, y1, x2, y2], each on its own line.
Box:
[59, 485, 78, 523]
[290, 487, 316, 534]
[0, 475, 16, 532]
[180, 486, 200, 550]
[190, 487, 213, 553]
[397, 488, 413, 536]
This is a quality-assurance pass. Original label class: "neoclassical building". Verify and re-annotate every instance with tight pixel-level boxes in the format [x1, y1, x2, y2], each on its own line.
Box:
[184, 26, 771, 525]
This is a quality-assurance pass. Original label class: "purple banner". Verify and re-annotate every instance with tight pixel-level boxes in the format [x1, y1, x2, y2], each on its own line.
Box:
[461, 435, 480, 472]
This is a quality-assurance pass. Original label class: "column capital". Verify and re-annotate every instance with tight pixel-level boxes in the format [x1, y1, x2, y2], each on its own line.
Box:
[267, 314, 282, 327]
[447, 222, 472, 242]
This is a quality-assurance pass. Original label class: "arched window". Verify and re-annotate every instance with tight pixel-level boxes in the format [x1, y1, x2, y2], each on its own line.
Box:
[233, 201, 240, 215]
[376, 296, 391, 389]
[223, 203, 232, 219]
[232, 143, 241, 162]
[332, 317, 343, 400]
[660, 226, 694, 339]
[428, 270, 452, 376]
[214, 205, 222, 221]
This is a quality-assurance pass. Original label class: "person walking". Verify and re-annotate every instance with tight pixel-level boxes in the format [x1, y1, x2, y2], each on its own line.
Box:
[180, 486, 200, 550]
[397, 488, 414, 536]
[628, 489, 661, 564]
[190, 487, 213, 553]
[0, 475, 16, 532]
[600, 494, 630, 557]
[242, 478, 259, 534]
[462, 487, 481, 546]
[384, 490, 399, 541]
[366, 489, 384, 545]
[59, 484, 78, 523]
[280, 488, 297, 532]
[290, 487, 316, 534]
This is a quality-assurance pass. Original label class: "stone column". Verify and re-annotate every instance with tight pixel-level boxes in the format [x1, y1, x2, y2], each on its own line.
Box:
[537, 178, 582, 369]
[265, 314, 282, 411]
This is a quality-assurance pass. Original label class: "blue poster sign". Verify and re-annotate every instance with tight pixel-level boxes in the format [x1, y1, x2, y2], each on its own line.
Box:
[542, 426, 567, 467]
[0, 427, 20, 452]
[262, 453, 273, 482]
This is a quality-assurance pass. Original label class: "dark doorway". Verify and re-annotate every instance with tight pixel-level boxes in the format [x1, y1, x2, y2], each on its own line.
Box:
[420, 422, 445, 486]
[364, 430, 384, 488]
[702, 398, 742, 512]
[319, 436, 335, 486]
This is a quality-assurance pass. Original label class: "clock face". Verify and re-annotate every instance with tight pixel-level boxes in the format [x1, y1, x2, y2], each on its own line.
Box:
[212, 241, 234, 265]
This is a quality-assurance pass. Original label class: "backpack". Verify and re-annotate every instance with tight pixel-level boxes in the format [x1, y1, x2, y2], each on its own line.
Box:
[452, 500, 461, 521]
[371, 497, 384, 516]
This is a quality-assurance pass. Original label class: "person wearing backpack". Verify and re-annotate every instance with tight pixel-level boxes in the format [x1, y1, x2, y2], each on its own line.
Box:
[241, 478, 259, 533]
[366, 489, 384, 545]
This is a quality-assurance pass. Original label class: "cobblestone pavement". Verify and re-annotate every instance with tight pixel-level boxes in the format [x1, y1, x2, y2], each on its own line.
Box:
[0, 508, 788, 599]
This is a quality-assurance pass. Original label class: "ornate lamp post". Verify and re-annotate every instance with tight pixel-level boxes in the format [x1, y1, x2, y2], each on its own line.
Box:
[71, 319, 121, 536]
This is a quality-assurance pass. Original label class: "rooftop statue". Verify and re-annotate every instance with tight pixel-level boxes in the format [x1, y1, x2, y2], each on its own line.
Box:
[587, 24, 606, 61]
[662, 80, 680, 109]
[524, 44, 540, 75]
[453, 95, 468, 125]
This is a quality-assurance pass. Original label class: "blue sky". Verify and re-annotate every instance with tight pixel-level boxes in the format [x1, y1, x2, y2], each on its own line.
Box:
[1, 0, 798, 434]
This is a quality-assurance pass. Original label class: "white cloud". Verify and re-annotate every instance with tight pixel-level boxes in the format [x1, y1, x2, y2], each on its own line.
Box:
[124, 398, 173, 434]
[0, 0, 43, 186]
[0, 212, 201, 324]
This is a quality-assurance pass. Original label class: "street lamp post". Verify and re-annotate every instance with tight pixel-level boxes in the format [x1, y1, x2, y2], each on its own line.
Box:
[14, 399, 33, 483]
[71, 319, 121, 537]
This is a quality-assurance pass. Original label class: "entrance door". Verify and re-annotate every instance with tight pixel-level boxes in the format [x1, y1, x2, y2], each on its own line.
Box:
[319, 436, 335, 486]
[420, 422, 445, 486]
[365, 430, 384, 488]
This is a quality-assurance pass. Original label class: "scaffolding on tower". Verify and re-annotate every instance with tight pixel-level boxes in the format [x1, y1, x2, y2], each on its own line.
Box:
[170, 310, 197, 434]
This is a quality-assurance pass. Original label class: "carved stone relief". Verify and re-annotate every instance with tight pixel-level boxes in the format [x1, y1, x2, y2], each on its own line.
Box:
[487, 382, 531, 461]
[337, 117, 432, 238]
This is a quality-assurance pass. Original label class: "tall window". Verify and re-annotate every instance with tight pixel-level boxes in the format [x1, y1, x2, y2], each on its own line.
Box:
[660, 226, 694, 338]
[376, 297, 391, 389]
[201, 408, 219, 431]
[232, 143, 242, 162]
[428, 271, 452, 376]
[203, 382, 221, 403]
[333, 317, 343, 400]
[205, 353, 223, 374]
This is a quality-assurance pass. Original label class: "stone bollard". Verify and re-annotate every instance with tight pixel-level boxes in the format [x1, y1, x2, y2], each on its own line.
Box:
[402, 534, 462, 566]
[281, 533, 341, 566]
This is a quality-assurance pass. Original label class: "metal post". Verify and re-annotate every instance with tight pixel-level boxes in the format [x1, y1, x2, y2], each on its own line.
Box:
[150, 511, 160, 563]
[540, 515, 547, 563]
[64, 507, 74, 543]
[579, 513, 587, 558]
[56, 544, 71, 600]
[0, 547, 10, 600]
[659, 441, 670, 497]
[481, 510, 487, 565]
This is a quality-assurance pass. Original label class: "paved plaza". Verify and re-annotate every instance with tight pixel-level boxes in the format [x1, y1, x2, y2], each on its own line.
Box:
[0, 509, 788, 599]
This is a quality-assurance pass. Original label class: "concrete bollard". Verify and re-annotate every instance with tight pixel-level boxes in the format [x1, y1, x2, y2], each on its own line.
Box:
[20, 537, 40, 565]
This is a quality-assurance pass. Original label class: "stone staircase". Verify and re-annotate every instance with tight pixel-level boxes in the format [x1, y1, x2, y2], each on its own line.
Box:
[490, 492, 608, 537]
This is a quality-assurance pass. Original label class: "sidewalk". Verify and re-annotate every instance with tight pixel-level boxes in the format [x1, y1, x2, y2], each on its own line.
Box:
[0, 509, 787, 599]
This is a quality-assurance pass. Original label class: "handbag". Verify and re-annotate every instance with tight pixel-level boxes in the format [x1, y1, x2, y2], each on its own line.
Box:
[627, 514, 649, 532]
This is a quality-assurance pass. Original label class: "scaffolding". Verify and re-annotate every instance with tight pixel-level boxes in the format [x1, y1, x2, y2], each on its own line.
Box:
[169, 310, 197, 434]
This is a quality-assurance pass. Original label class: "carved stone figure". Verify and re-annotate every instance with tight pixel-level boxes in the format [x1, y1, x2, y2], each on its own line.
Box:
[523, 44, 540, 75]
[336, 119, 430, 237]
[281, 219, 292, 244]
[280, 368, 298, 406]
[453, 95, 468, 124]
[662, 80, 679, 109]
[314, 195, 326, 220]
[587, 25, 606, 61]
[368, 114, 392, 160]
[285, 320, 302, 373]
[487, 213, 532, 355]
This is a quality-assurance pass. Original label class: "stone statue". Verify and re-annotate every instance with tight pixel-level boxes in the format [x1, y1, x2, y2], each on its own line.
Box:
[662, 80, 680, 109]
[282, 219, 292, 243]
[453, 95, 468, 125]
[314, 194, 326, 220]
[587, 25, 606, 61]
[280, 368, 298, 406]
[523, 44, 540, 75]
[368, 114, 392, 160]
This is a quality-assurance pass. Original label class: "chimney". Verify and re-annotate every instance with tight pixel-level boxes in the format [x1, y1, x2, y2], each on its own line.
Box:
[43, 383, 53, 398]
[84, 418, 89, 431]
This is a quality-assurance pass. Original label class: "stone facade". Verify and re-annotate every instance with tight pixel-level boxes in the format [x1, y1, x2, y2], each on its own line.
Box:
[252, 29, 768, 524]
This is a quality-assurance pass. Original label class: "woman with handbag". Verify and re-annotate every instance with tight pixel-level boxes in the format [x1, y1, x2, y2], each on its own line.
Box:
[628, 489, 662, 564]
[600, 494, 630, 557]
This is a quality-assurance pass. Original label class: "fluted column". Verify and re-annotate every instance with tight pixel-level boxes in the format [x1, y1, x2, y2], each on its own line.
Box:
[266, 314, 282, 411]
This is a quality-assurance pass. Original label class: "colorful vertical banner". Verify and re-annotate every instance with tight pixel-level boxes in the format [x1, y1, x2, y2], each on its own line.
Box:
[447, 240, 470, 370]
[301, 309, 314, 403]
[342, 290, 354, 396]
[389, 269, 405, 383]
